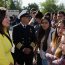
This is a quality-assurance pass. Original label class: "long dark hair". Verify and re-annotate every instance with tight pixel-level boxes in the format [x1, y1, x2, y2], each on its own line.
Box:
[0, 8, 12, 43]
[38, 17, 51, 51]
[0, 9, 6, 34]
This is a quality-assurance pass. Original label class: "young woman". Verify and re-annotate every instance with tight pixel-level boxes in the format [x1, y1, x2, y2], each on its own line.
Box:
[46, 20, 65, 65]
[0, 7, 14, 65]
[51, 20, 65, 58]
[37, 17, 55, 65]
[52, 32, 65, 65]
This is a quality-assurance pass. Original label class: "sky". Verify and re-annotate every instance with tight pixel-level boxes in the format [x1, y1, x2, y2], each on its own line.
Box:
[22, 0, 65, 7]
[22, 0, 45, 7]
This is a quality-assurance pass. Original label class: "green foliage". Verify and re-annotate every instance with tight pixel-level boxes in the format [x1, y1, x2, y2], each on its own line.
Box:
[15, 1, 21, 10]
[23, 3, 39, 12]
[58, 4, 65, 11]
[0, 0, 5, 7]
[40, 0, 65, 13]
[9, 0, 16, 10]
[6, 0, 11, 8]
[40, 0, 58, 13]
[0, 0, 22, 10]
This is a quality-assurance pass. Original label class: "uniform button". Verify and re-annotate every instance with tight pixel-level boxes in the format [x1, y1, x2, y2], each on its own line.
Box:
[22, 38, 24, 39]
[29, 37, 30, 40]
[22, 41, 24, 43]
[29, 41, 30, 43]
[30, 28, 32, 32]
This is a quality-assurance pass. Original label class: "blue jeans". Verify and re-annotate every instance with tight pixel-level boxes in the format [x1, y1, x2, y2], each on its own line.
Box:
[42, 58, 48, 65]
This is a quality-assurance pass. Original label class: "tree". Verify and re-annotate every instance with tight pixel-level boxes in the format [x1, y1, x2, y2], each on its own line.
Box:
[0, 0, 22, 10]
[23, 3, 39, 12]
[0, 0, 12, 8]
[40, 0, 59, 13]
[15, 0, 22, 10]
[0, 0, 5, 7]
[10, 0, 22, 10]
[58, 4, 65, 11]
[40, 0, 65, 13]
[8, 0, 16, 10]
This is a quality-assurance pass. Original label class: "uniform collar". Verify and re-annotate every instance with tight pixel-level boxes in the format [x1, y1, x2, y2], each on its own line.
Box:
[20, 22, 27, 27]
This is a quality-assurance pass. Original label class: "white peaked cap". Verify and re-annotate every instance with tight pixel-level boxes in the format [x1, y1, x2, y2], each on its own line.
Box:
[18, 10, 27, 19]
